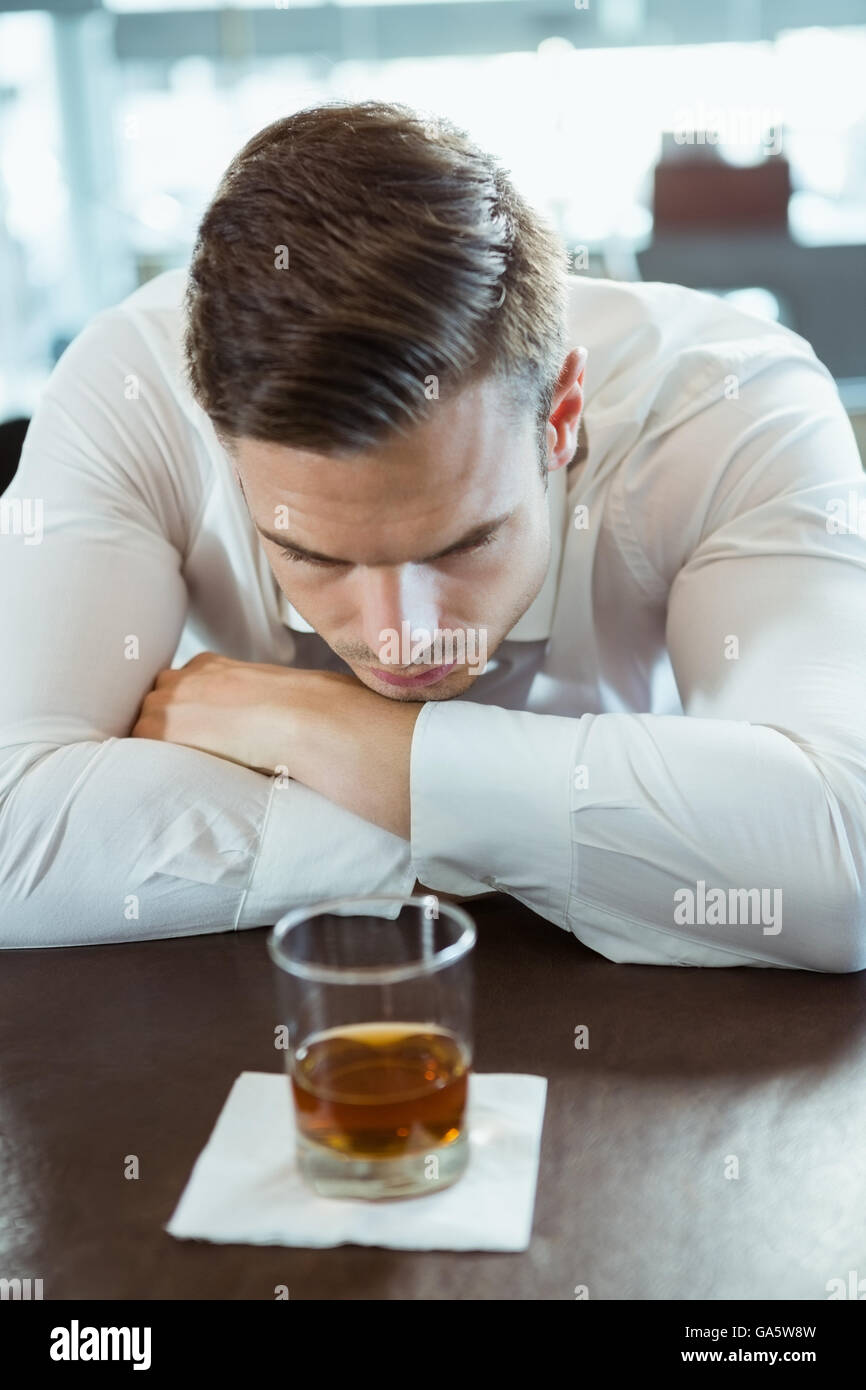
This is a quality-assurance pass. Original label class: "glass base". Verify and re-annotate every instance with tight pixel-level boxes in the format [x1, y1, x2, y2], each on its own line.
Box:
[296, 1130, 470, 1200]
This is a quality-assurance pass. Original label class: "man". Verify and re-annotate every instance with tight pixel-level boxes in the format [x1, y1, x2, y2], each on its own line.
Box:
[1, 99, 865, 968]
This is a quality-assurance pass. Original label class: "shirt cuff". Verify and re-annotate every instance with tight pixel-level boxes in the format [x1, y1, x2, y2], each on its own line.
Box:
[409, 699, 579, 919]
[236, 774, 417, 927]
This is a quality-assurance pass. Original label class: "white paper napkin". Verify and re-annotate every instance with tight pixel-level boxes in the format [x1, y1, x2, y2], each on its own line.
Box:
[166, 1069, 547, 1252]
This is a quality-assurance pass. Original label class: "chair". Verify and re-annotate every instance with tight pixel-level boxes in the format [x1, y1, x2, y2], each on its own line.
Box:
[0, 417, 30, 496]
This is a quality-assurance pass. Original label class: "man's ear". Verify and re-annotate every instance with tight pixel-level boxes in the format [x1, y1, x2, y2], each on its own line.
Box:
[547, 347, 586, 474]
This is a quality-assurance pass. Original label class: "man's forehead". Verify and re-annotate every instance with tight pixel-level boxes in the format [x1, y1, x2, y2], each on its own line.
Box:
[233, 377, 535, 502]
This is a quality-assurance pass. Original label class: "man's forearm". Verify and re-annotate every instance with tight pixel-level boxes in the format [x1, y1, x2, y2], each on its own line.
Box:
[131, 653, 421, 839]
[280, 677, 421, 839]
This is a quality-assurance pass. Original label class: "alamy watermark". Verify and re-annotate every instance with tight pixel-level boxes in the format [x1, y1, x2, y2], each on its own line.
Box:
[0, 496, 43, 544]
[49, 1321, 151, 1370]
[671, 104, 783, 157]
[0, 1276, 43, 1299]
[674, 880, 782, 935]
[826, 491, 866, 535]
[377, 622, 488, 675]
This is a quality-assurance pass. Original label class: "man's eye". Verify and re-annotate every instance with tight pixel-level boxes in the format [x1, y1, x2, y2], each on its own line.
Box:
[278, 530, 498, 569]
[458, 531, 497, 556]
[279, 550, 347, 569]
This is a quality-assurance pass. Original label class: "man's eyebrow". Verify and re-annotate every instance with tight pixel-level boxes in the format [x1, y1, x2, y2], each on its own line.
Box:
[255, 510, 515, 565]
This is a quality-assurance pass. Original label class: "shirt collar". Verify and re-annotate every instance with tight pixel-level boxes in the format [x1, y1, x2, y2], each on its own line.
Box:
[500, 458, 567, 641]
[277, 456, 569, 643]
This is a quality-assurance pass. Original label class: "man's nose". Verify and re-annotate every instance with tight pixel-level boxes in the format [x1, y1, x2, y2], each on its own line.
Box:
[355, 565, 441, 663]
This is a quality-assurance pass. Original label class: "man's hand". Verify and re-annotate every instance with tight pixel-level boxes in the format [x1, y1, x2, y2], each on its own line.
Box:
[130, 651, 421, 838]
[130, 651, 300, 774]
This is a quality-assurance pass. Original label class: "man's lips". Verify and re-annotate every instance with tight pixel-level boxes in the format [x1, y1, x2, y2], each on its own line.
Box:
[368, 662, 457, 688]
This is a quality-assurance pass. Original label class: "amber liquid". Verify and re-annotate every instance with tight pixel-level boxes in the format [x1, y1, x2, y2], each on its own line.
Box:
[291, 1022, 470, 1160]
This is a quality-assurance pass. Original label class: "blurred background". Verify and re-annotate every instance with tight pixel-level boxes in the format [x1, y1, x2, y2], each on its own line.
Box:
[1, 0, 865, 471]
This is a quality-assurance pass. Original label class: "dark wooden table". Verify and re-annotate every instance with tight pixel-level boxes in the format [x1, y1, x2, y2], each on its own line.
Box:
[2, 898, 865, 1300]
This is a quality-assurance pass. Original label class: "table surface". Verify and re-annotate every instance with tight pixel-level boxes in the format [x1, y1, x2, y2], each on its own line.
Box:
[2, 898, 865, 1300]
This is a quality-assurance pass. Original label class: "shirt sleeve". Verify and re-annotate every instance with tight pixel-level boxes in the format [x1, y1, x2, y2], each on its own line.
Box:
[409, 350, 866, 971]
[0, 308, 414, 948]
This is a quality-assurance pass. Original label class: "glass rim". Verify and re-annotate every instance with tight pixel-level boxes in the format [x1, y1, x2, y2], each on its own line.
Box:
[267, 892, 477, 985]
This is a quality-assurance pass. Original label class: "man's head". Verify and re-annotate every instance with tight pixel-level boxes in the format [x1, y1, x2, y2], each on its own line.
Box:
[184, 100, 585, 700]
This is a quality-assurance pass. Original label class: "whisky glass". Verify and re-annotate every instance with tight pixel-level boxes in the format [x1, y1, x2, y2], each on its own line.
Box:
[268, 893, 476, 1200]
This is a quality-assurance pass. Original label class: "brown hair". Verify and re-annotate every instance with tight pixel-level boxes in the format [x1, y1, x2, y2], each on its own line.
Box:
[183, 100, 568, 478]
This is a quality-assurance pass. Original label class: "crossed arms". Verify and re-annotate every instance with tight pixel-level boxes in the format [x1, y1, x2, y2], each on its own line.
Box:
[2, 312, 866, 966]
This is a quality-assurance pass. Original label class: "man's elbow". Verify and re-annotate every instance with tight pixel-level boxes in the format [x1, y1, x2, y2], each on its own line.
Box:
[795, 881, 866, 974]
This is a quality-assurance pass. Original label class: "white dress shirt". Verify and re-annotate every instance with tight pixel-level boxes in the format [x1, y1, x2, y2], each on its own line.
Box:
[2, 267, 865, 969]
